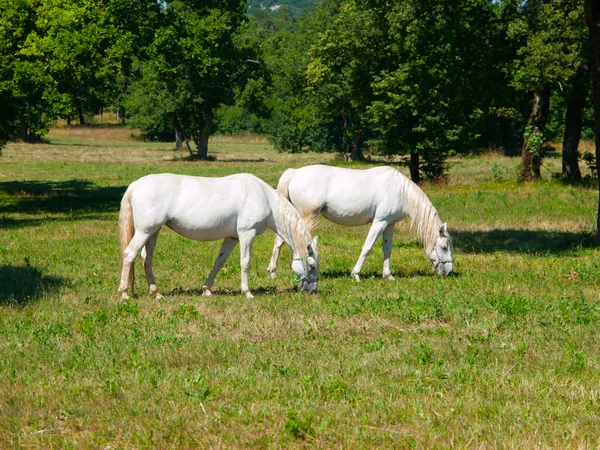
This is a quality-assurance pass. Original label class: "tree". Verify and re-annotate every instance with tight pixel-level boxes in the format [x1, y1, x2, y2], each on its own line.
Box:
[0, 0, 64, 144]
[367, 0, 500, 182]
[507, 0, 586, 181]
[125, 0, 247, 159]
[306, 1, 384, 160]
[561, 62, 588, 181]
[584, 0, 600, 238]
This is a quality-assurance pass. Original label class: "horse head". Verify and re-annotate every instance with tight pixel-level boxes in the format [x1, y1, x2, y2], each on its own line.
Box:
[291, 236, 319, 293]
[428, 223, 453, 276]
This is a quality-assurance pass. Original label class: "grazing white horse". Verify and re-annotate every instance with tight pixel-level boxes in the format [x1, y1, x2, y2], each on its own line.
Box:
[268, 165, 452, 281]
[118, 173, 319, 299]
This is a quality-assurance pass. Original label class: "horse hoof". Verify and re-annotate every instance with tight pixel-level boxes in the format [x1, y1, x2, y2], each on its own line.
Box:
[384, 274, 395, 281]
[120, 292, 130, 300]
[202, 289, 212, 297]
[153, 292, 164, 299]
[245, 292, 254, 299]
[268, 271, 277, 279]
[352, 273, 360, 282]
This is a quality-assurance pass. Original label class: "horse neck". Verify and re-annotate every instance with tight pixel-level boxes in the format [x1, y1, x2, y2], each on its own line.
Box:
[270, 192, 310, 258]
[395, 172, 442, 254]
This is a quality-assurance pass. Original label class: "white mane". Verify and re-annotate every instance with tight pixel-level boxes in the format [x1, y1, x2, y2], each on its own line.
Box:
[391, 169, 443, 254]
[272, 192, 313, 258]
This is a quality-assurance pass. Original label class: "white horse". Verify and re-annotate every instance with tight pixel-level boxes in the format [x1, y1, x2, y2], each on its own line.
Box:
[268, 165, 452, 281]
[118, 173, 319, 299]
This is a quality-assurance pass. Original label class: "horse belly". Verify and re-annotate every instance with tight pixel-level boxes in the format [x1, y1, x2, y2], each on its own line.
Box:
[321, 203, 374, 227]
[166, 218, 237, 241]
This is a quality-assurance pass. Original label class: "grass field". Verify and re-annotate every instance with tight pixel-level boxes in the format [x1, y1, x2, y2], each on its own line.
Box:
[1, 126, 599, 448]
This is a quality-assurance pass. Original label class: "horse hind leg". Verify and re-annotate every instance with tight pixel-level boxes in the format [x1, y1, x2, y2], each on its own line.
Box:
[203, 237, 238, 297]
[119, 230, 155, 299]
[140, 230, 162, 299]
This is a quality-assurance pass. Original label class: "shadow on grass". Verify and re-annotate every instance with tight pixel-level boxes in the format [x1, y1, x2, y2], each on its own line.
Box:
[321, 269, 434, 279]
[0, 264, 65, 305]
[169, 155, 269, 163]
[453, 229, 598, 254]
[164, 285, 297, 297]
[0, 180, 126, 228]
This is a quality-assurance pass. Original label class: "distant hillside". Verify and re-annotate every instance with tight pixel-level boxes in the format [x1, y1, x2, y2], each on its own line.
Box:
[248, 0, 318, 17]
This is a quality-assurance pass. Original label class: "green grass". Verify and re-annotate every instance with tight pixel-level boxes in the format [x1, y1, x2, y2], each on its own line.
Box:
[1, 133, 599, 448]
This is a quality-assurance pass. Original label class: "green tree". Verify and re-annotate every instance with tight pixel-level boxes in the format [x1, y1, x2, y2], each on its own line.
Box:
[125, 0, 247, 158]
[507, 0, 586, 181]
[306, 1, 384, 160]
[0, 0, 64, 144]
[584, 0, 600, 238]
[367, 0, 501, 182]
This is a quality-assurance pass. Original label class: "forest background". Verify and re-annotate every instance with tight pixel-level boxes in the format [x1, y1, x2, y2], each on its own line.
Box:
[1, 0, 598, 179]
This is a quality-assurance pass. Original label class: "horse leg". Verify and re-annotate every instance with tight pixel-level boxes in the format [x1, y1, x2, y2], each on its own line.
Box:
[267, 234, 285, 279]
[351, 220, 388, 282]
[140, 230, 162, 299]
[238, 230, 258, 299]
[382, 223, 395, 280]
[202, 237, 238, 297]
[119, 230, 154, 299]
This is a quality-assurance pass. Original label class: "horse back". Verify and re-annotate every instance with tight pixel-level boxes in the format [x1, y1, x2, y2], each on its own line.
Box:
[288, 165, 402, 226]
[130, 173, 273, 239]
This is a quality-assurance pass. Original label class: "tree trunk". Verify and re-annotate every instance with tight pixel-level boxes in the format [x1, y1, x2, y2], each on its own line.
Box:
[562, 63, 588, 182]
[585, 0, 600, 239]
[350, 133, 363, 161]
[196, 110, 213, 159]
[410, 151, 421, 184]
[520, 86, 550, 181]
[175, 128, 183, 150]
[20, 118, 28, 142]
[77, 107, 85, 126]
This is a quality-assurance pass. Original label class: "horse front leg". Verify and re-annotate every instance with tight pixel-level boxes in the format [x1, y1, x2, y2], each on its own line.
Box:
[382, 223, 395, 280]
[140, 231, 162, 298]
[202, 237, 238, 297]
[267, 234, 285, 279]
[351, 220, 388, 281]
[238, 231, 258, 299]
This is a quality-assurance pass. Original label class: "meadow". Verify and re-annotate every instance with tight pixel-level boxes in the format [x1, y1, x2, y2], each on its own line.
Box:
[1, 126, 599, 448]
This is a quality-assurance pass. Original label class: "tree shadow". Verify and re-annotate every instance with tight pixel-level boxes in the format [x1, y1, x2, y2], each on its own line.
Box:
[0, 180, 125, 228]
[452, 229, 598, 254]
[0, 264, 66, 306]
[169, 155, 268, 163]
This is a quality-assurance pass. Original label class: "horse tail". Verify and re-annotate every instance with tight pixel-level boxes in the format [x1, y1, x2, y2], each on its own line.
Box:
[119, 187, 135, 293]
[276, 168, 296, 200]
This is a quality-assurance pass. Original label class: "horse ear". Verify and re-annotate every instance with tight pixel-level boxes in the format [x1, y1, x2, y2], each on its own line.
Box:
[312, 236, 319, 246]
[439, 223, 448, 237]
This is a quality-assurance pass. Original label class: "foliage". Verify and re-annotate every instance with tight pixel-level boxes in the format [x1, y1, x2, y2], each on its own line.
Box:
[124, 0, 247, 157]
[580, 151, 597, 178]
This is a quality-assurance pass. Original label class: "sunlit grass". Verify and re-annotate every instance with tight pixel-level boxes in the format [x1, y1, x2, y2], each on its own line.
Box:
[0, 133, 599, 448]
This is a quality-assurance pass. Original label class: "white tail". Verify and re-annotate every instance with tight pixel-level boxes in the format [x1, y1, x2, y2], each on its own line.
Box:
[119, 189, 135, 294]
[276, 168, 296, 200]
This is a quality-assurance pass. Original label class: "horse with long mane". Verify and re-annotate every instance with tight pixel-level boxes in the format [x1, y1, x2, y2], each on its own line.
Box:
[118, 173, 319, 299]
[268, 165, 452, 281]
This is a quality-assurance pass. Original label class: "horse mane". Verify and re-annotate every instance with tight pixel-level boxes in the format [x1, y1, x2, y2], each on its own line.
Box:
[273, 192, 314, 257]
[391, 169, 443, 253]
